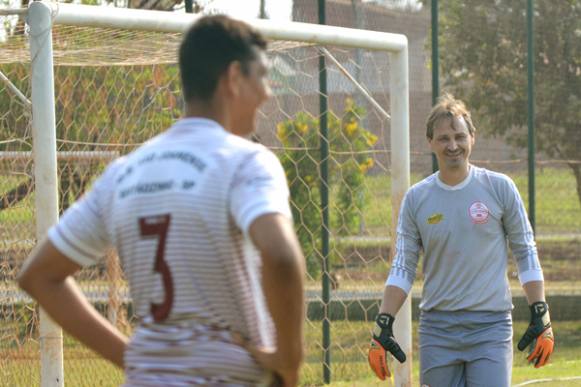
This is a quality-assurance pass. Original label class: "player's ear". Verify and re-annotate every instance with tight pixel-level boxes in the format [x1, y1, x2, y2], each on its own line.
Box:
[427, 135, 434, 150]
[225, 61, 243, 97]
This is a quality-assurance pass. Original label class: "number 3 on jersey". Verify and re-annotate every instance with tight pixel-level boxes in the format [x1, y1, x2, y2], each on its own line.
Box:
[139, 214, 173, 322]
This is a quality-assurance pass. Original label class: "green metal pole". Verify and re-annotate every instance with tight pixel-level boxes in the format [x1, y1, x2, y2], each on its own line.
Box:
[318, 0, 331, 383]
[431, 0, 439, 173]
[185, 0, 193, 13]
[259, 0, 266, 19]
[527, 0, 536, 230]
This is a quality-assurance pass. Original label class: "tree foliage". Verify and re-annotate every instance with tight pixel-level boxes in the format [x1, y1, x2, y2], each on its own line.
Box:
[436, 0, 581, 205]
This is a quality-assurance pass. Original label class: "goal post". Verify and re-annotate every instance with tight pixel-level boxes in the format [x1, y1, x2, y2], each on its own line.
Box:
[27, 3, 63, 387]
[27, 2, 410, 385]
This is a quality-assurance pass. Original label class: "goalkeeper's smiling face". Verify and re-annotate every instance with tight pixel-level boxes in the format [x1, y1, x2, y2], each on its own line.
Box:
[429, 115, 475, 172]
[230, 50, 272, 137]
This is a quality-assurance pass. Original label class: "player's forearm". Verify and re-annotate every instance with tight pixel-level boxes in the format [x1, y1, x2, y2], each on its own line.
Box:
[379, 285, 408, 316]
[19, 276, 128, 368]
[523, 280, 546, 305]
[262, 250, 305, 367]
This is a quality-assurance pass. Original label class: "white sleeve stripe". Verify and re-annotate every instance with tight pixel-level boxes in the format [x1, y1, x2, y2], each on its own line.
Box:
[529, 248, 539, 271]
[510, 182, 528, 234]
[385, 275, 412, 294]
[523, 251, 536, 271]
[510, 183, 541, 271]
[48, 227, 97, 267]
[394, 195, 408, 267]
[391, 264, 414, 282]
[397, 232, 405, 265]
[518, 269, 544, 285]
[516, 192, 527, 233]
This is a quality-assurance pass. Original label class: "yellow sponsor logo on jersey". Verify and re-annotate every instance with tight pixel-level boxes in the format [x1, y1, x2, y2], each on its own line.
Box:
[427, 213, 443, 224]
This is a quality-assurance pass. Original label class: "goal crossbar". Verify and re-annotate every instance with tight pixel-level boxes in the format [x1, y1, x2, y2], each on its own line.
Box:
[52, 3, 407, 52]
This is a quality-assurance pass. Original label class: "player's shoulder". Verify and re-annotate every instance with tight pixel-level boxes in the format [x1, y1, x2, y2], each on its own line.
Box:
[223, 133, 257, 151]
[97, 155, 130, 184]
[400, 173, 438, 208]
[223, 135, 279, 164]
[219, 139, 286, 190]
[224, 133, 266, 152]
[408, 172, 438, 194]
[472, 165, 515, 188]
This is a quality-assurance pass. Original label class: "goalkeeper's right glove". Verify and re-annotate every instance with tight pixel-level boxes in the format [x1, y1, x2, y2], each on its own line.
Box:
[517, 301, 554, 368]
[368, 313, 406, 380]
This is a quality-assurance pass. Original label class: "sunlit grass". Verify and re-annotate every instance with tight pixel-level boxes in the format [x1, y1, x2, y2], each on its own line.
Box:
[2, 321, 579, 386]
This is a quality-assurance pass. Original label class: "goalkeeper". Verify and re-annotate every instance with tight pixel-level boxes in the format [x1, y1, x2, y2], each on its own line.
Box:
[368, 94, 553, 386]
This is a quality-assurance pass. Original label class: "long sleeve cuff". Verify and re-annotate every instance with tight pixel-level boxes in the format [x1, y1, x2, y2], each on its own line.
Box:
[518, 269, 544, 285]
[385, 275, 412, 295]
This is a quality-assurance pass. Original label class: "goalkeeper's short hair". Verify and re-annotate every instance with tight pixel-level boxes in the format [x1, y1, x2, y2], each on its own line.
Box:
[425, 93, 477, 139]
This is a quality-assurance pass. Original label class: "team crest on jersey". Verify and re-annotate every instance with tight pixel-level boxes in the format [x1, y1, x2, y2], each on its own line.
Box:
[427, 213, 443, 224]
[469, 201, 489, 224]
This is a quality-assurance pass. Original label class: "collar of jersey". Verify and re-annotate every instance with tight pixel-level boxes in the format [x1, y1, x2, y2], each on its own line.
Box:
[171, 117, 226, 133]
[435, 166, 474, 191]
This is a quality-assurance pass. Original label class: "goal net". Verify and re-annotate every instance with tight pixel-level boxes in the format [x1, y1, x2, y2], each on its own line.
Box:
[1, 2, 410, 385]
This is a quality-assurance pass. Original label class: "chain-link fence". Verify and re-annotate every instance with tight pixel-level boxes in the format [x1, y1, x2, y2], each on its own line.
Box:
[0, 13, 37, 384]
[1, 1, 579, 386]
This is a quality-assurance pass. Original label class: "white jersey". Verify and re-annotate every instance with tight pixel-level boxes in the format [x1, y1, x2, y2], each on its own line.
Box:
[386, 166, 544, 312]
[48, 118, 291, 385]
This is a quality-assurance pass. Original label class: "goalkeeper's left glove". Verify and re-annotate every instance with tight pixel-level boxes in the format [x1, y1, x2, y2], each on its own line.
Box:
[517, 301, 554, 368]
[368, 313, 406, 380]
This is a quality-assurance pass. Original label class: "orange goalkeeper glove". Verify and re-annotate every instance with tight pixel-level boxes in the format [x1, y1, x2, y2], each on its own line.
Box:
[368, 313, 406, 380]
[517, 301, 554, 368]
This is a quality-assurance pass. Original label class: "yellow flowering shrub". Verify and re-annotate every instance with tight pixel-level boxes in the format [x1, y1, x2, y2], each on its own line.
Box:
[276, 99, 377, 276]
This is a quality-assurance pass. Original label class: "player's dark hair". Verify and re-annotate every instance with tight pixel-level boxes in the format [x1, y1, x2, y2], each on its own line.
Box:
[179, 15, 267, 102]
[425, 93, 476, 139]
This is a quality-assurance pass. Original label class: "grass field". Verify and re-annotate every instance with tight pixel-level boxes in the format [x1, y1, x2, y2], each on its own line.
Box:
[2, 320, 580, 386]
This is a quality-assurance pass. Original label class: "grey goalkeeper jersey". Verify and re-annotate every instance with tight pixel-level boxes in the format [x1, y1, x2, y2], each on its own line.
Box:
[387, 166, 544, 312]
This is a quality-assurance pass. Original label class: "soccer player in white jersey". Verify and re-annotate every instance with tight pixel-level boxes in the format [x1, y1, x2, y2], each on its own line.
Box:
[18, 15, 305, 387]
[367, 94, 554, 386]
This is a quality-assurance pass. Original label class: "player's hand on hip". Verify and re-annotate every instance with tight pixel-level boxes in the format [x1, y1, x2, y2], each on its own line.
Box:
[517, 301, 555, 368]
[368, 313, 406, 380]
[233, 334, 301, 387]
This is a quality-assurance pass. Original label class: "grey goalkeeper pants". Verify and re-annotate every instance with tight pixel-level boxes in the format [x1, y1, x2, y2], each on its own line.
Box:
[419, 310, 513, 387]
